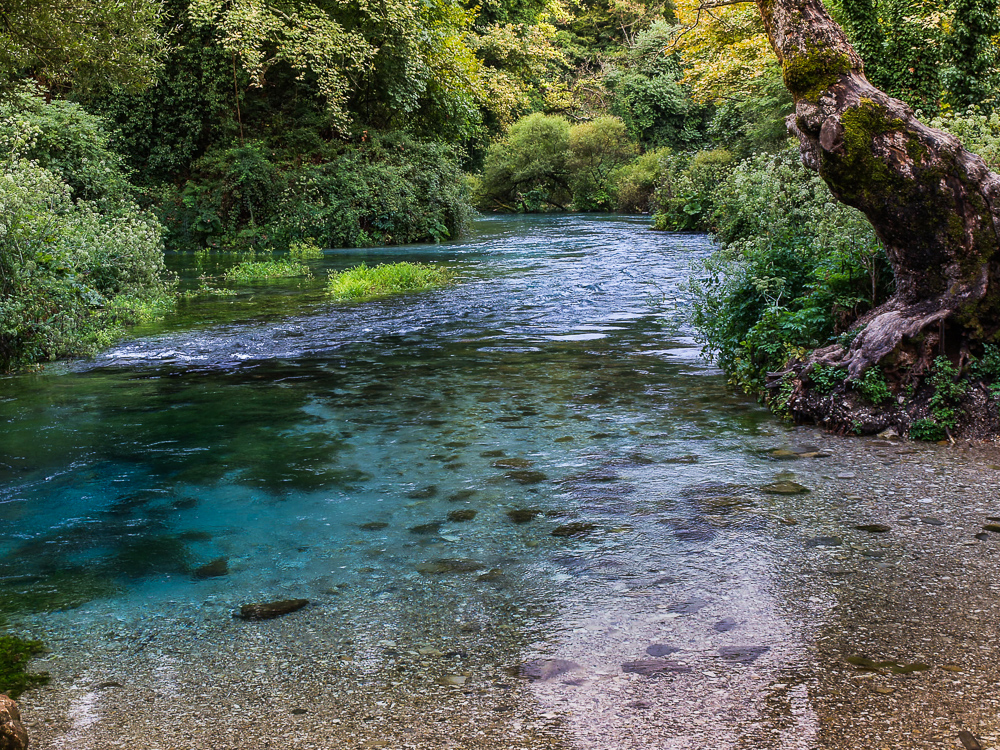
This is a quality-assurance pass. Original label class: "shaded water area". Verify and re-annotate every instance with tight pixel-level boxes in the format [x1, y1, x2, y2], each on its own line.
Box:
[4, 215, 1000, 749]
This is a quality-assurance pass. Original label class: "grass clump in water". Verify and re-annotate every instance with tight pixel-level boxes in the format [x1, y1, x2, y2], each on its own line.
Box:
[225, 258, 312, 282]
[0, 636, 50, 698]
[327, 262, 451, 300]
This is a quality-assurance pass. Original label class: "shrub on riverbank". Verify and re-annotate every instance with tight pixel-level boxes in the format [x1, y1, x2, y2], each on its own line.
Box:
[0, 88, 174, 372]
[158, 132, 473, 253]
[476, 113, 659, 213]
[327, 262, 451, 301]
[685, 145, 892, 400]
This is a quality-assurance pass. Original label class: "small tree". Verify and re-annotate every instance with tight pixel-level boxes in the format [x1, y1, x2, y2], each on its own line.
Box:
[478, 113, 572, 211]
[568, 116, 637, 210]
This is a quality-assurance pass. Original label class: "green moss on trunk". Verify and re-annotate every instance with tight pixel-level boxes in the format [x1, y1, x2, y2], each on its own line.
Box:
[782, 49, 851, 101]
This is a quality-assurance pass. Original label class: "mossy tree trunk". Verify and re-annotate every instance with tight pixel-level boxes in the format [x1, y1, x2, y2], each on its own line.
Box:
[754, 0, 1000, 388]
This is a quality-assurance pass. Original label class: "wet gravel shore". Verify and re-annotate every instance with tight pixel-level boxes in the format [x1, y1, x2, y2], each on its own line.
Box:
[12, 429, 1000, 750]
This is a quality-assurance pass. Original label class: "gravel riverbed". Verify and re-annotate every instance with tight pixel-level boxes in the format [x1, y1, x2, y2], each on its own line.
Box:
[10, 428, 1000, 750]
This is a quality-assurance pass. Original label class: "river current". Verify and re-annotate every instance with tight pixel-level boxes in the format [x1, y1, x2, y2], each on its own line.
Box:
[3, 215, 997, 749]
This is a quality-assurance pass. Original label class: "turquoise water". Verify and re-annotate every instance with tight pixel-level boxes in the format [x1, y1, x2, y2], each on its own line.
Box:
[0, 215, 782, 621]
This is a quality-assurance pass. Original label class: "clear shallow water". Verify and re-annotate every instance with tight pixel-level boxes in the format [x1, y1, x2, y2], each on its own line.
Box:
[0, 214, 826, 748]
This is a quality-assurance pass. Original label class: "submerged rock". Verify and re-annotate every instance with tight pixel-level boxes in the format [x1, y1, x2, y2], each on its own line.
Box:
[846, 655, 930, 674]
[359, 521, 389, 531]
[667, 598, 709, 615]
[491, 458, 534, 469]
[505, 470, 548, 485]
[236, 598, 309, 620]
[719, 645, 770, 664]
[805, 536, 843, 548]
[762, 481, 810, 495]
[551, 522, 597, 537]
[446, 509, 477, 522]
[507, 508, 541, 524]
[415, 558, 483, 575]
[446, 490, 477, 502]
[770, 449, 800, 460]
[520, 659, 580, 681]
[409, 522, 444, 535]
[406, 485, 439, 499]
[713, 617, 739, 632]
[645, 644, 681, 657]
[855, 523, 891, 533]
[622, 659, 692, 676]
[193, 557, 229, 579]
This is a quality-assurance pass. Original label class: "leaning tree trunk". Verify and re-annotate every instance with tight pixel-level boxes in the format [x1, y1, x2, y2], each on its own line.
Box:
[754, 0, 1000, 386]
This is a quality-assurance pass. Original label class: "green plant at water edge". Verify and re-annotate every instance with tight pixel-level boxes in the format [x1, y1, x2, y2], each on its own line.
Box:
[0, 636, 49, 699]
[225, 258, 312, 282]
[910, 356, 968, 439]
[289, 240, 324, 260]
[327, 263, 451, 301]
[854, 366, 892, 404]
[909, 418, 946, 442]
[971, 344, 1000, 380]
[0, 87, 175, 371]
[927, 356, 967, 425]
[810, 363, 847, 394]
[652, 148, 734, 231]
[970, 344, 1000, 400]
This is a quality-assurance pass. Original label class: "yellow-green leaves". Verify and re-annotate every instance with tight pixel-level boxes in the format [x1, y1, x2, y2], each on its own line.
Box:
[672, 0, 773, 103]
[0, 0, 169, 91]
[188, 0, 373, 131]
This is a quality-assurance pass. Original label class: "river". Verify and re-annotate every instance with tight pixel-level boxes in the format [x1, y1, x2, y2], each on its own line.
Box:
[2, 215, 1000, 749]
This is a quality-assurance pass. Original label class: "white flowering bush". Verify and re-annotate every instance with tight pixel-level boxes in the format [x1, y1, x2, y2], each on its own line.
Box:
[926, 109, 1000, 171]
[0, 87, 173, 370]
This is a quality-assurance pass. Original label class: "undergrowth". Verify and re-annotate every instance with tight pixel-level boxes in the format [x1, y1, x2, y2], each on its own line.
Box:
[225, 259, 312, 282]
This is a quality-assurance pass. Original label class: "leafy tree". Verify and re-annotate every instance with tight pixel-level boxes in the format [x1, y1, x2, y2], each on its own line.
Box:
[567, 116, 636, 209]
[671, 0, 773, 104]
[187, 0, 373, 132]
[942, 0, 1000, 111]
[478, 112, 572, 210]
[606, 21, 709, 148]
[91, 0, 243, 184]
[0, 0, 168, 91]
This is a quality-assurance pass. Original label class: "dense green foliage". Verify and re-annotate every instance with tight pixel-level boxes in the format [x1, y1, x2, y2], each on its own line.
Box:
[687, 146, 891, 397]
[327, 262, 452, 300]
[0, 0, 168, 92]
[0, 88, 173, 372]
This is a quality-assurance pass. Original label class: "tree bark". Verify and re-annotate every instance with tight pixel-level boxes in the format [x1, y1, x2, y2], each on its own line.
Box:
[755, 0, 1000, 383]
